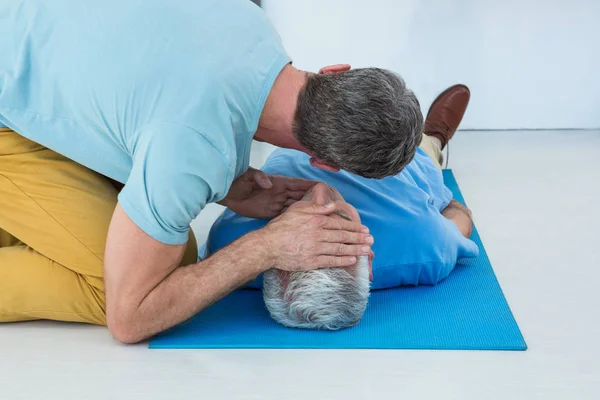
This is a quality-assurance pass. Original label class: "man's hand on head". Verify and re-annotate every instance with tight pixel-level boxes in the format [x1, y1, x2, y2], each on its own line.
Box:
[219, 167, 317, 219]
[259, 201, 374, 272]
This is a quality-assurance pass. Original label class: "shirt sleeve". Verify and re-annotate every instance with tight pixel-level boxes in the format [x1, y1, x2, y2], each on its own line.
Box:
[118, 123, 233, 245]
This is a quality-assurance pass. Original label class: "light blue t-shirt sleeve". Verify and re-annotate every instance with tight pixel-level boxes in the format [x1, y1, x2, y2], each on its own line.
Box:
[118, 123, 232, 245]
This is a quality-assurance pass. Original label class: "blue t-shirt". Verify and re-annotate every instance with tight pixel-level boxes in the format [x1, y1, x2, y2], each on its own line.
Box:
[204, 148, 479, 290]
[0, 0, 291, 245]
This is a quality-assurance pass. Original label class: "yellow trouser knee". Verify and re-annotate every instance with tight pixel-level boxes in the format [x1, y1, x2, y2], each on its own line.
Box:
[0, 127, 197, 325]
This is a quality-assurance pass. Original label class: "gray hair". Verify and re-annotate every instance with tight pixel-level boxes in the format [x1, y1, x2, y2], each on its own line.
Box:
[294, 68, 424, 179]
[263, 256, 370, 330]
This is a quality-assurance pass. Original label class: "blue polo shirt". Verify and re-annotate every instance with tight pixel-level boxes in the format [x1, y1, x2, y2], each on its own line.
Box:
[0, 0, 291, 244]
[204, 148, 479, 290]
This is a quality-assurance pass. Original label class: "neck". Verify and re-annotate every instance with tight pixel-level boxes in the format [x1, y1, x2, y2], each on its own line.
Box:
[255, 64, 309, 152]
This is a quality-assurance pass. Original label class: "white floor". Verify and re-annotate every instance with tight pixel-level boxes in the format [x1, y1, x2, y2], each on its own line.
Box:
[1, 130, 599, 400]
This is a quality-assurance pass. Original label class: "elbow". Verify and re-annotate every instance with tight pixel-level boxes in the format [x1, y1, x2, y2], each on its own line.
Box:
[109, 328, 142, 345]
[106, 306, 146, 344]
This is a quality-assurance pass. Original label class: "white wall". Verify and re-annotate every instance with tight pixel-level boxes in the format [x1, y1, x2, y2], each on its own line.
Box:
[263, 0, 600, 130]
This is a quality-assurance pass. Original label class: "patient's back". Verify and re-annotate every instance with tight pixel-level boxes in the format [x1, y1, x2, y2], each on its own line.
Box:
[205, 148, 478, 290]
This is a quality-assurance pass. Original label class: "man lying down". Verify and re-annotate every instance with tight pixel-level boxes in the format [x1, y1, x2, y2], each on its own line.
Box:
[203, 85, 479, 330]
[203, 146, 479, 330]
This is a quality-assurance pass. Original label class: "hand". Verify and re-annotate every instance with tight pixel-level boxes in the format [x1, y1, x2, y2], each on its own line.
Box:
[368, 249, 375, 281]
[259, 201, 374, 272]
[219, 167, 317, 219]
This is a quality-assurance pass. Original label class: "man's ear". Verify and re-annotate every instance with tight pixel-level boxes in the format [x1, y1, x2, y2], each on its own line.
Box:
[318, 64, 351, 74]
[310, 157, 340, 172]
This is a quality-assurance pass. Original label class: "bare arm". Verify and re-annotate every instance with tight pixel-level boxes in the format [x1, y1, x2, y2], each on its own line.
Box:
[104, 205, 272, 343]
[441, 199, 474, 238]
[104, 202, 372, 344]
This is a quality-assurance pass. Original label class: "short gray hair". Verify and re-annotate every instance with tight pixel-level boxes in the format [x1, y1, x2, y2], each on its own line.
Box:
[263, 256, 370, 330]
[294, 68, 423, 179]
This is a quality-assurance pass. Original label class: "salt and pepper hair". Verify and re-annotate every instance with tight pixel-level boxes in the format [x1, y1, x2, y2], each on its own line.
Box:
[263, 256, 370, 330]
[294, 67, 424, 179]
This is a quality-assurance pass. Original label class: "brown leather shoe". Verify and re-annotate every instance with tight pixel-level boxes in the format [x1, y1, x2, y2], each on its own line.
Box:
[424, 84, 470, 149]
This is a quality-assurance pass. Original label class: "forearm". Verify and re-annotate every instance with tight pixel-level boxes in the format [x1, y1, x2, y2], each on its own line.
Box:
[110, 230, 271, 343]
[105, 201, 370, 344]
[441, 200, 474, 238]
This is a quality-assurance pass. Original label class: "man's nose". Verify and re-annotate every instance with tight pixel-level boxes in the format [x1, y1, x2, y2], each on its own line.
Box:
[311, 182, 334, 205]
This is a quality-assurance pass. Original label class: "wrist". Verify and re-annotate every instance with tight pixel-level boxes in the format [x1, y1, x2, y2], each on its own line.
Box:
[240, 228, 276, 274]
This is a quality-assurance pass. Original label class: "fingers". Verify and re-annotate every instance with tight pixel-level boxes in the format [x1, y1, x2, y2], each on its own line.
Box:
[317, 242, 371, 257]
[253, 170, 273, 189]
[269, 197, 303, 213]
[283, 198, 298, 207]
[311, 255, 358, 268]
[288, 190, 307, 200]
[272, 176, 318, 191]
[271, 191, 307, 210]
[368, 249, 375, 260]
[287, 202, 369, 231]
[274, 190, 305, 203]
[288, 201, 336, 214]
[322, 215, 369, 233]
[320, 230, 373, 245]
[269, 203, 284, 213]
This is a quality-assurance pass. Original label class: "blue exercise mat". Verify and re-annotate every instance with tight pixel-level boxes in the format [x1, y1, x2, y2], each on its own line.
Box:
[150, 170, 527, 350]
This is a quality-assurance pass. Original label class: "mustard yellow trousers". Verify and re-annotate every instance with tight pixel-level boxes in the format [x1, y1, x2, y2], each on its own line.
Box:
[0, 128, 197, 325]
